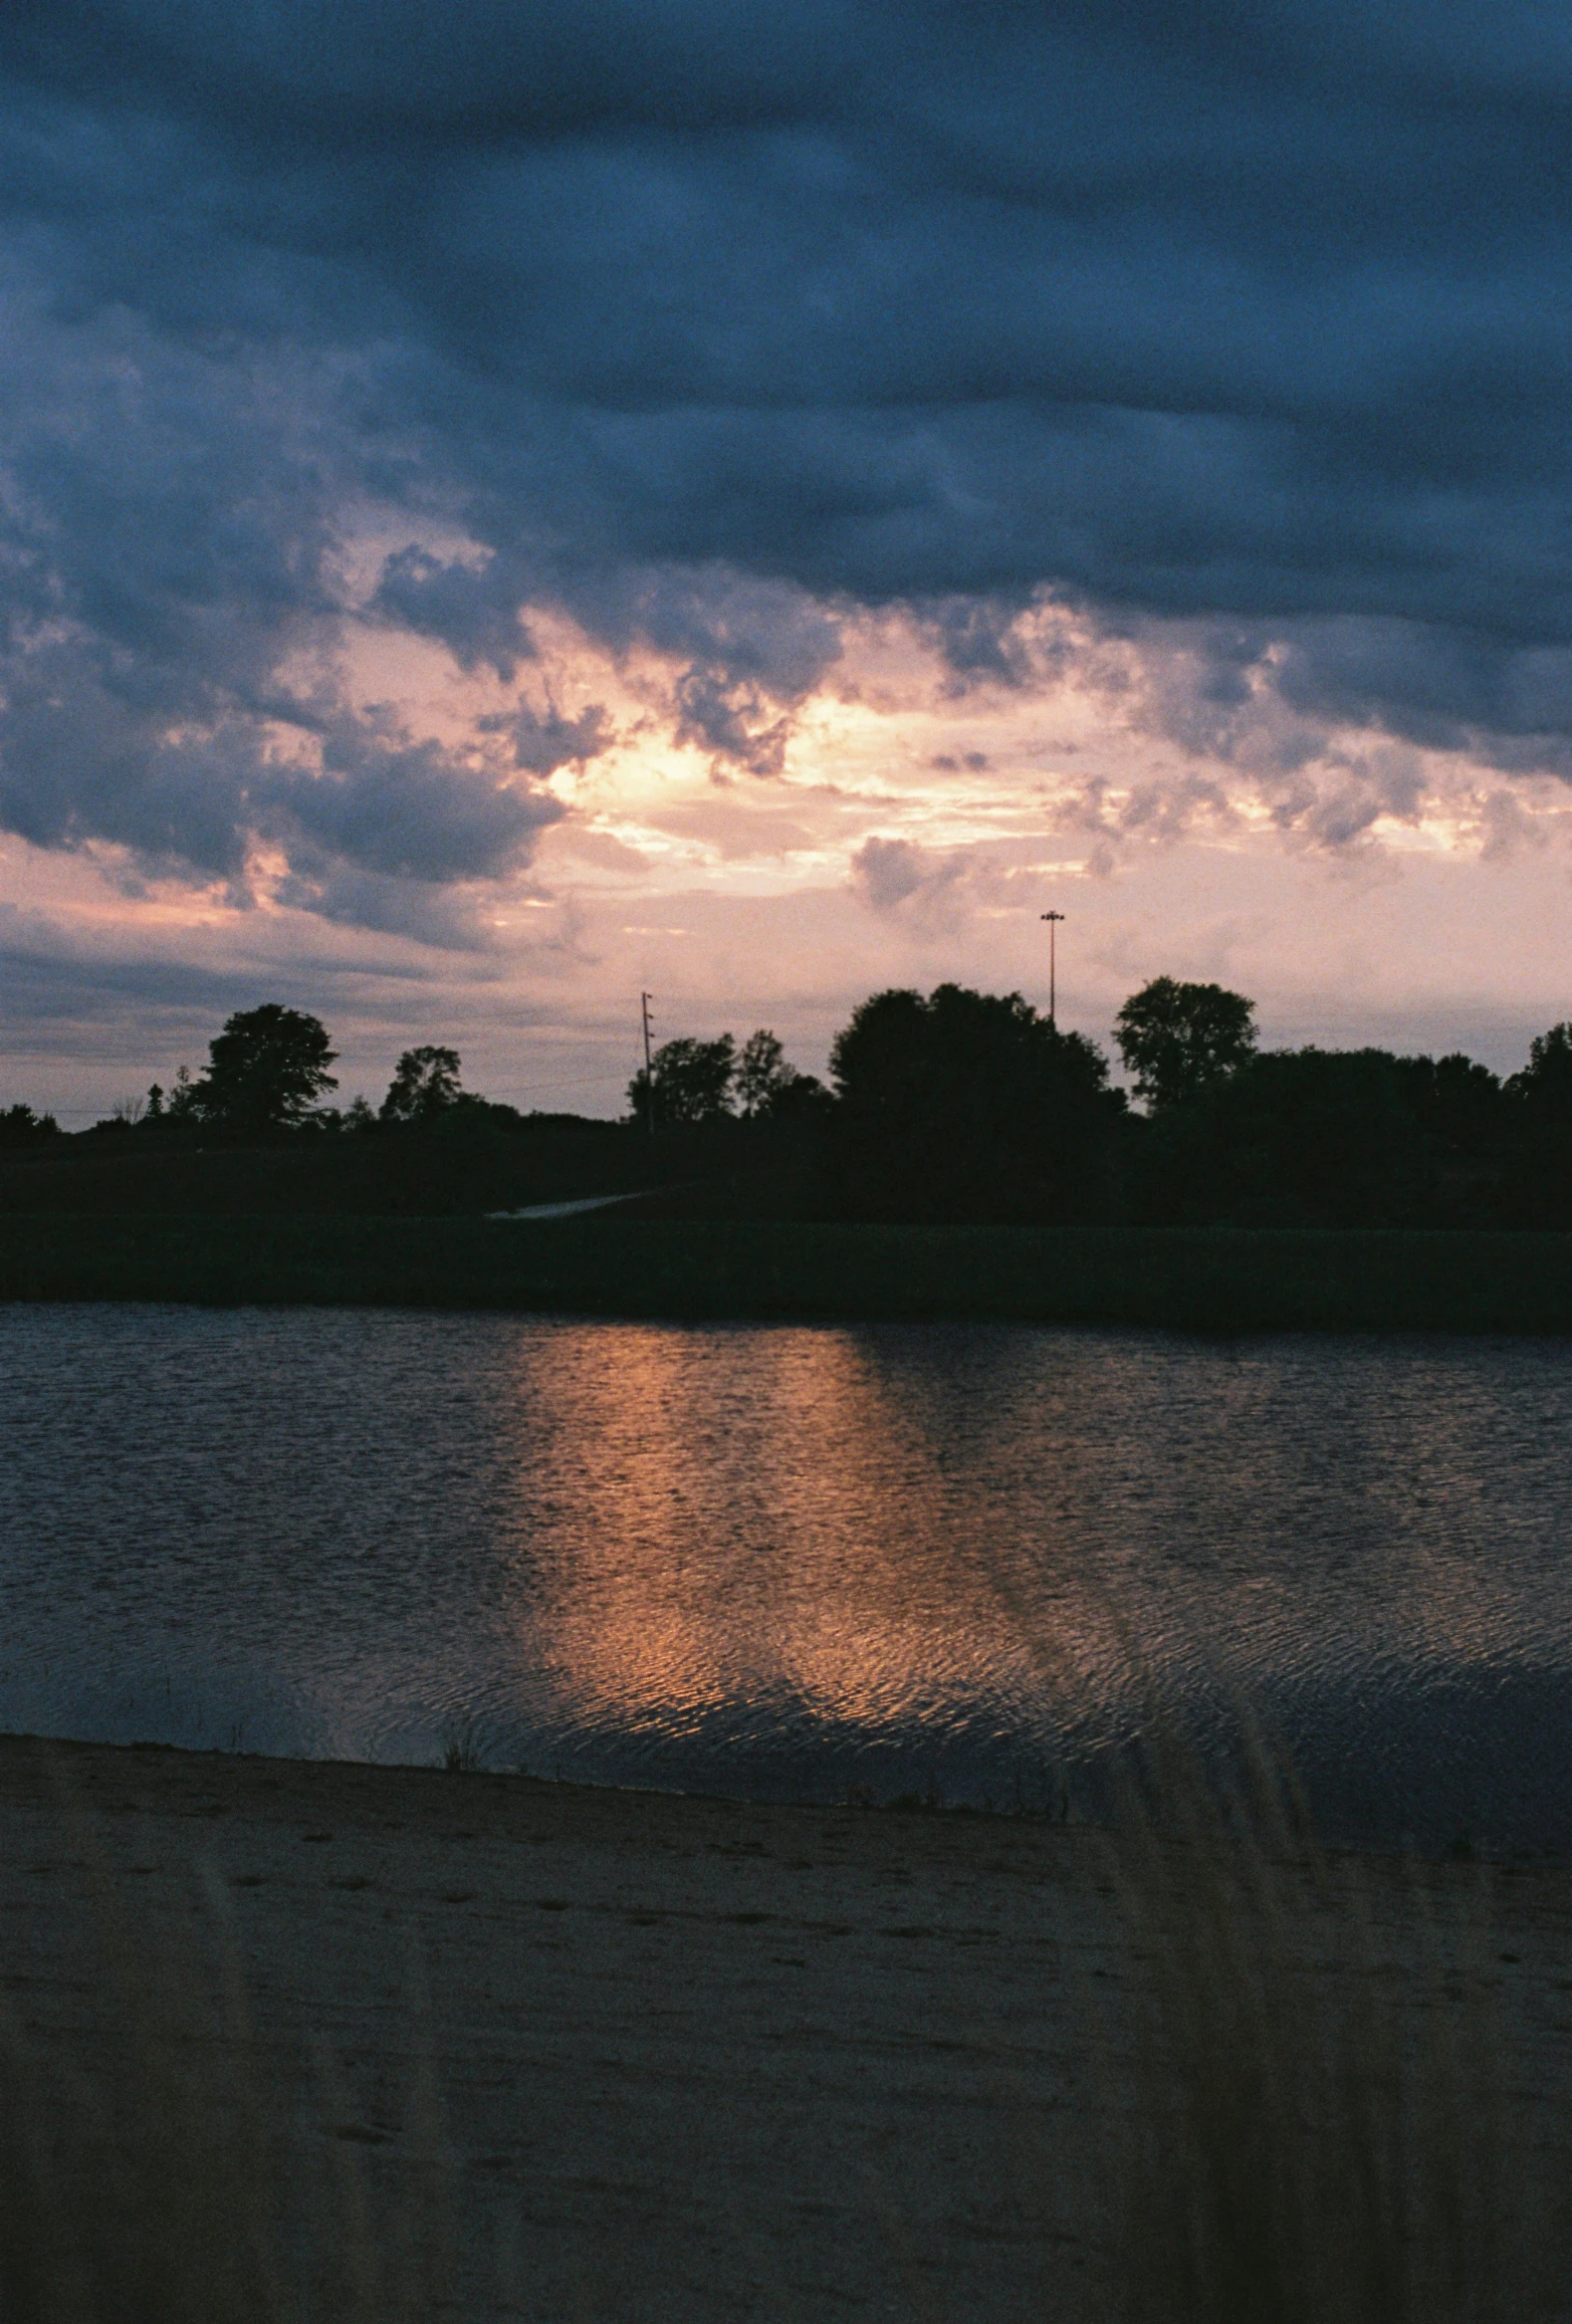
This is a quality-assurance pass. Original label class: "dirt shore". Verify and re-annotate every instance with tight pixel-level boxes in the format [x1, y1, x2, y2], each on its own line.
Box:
[3, 1735, 1571, 2320]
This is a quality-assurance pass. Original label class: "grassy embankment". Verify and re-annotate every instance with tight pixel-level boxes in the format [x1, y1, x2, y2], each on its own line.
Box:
[0, 1121, 683, 1218]
[2, 1211, 1572, 1329]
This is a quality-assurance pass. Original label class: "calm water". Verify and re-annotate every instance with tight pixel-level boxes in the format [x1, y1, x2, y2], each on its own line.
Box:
[3, 1304, 1571, 1852]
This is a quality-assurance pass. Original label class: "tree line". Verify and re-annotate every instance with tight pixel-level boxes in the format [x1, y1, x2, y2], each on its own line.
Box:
[0, 1014, 537, 1146]
[7, 981, 1572, 1229]
[628, 978, 1572, 1229]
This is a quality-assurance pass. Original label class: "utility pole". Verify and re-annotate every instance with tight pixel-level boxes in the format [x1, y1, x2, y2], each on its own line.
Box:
[1040, 912, 1065, 1028]
[639, 992, 655, 1135]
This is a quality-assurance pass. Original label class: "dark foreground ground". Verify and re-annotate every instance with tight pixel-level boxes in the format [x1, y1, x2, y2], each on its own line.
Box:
[3, 1738, 1572, 2321]
[5, 1213, 1572, 1329]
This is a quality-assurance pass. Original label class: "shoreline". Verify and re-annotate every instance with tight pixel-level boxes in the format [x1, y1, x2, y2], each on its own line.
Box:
[6, 1733, 1572, 2318]
[7, 1730, 1554, 1866]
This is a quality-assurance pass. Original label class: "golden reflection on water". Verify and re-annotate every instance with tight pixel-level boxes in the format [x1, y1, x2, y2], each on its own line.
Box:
[487, 1320, 1571, 1759]
[7, 1302, 1572, 1841]
[499, 1324, 1161, 1744]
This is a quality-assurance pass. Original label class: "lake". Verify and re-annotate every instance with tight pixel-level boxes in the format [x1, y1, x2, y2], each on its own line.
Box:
[3, 1303, 1570, 1853]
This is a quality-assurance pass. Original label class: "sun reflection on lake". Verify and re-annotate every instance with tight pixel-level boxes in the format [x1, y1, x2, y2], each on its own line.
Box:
[3, 1305, 1572, 1847]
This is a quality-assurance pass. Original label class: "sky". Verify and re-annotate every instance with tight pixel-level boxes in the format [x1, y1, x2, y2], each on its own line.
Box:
[5, 1, 1572, 1120]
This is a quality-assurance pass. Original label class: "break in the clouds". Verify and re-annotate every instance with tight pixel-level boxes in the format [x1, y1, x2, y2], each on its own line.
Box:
[8, 0, 1572, 1108]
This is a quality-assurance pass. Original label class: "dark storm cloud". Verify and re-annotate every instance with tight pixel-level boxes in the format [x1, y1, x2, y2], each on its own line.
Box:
[372, 548, 537, 683]
[3, 0, 1572, 903]
[0, 918, 258, 1026]
[479, 703, 613, 776]
[0, 897, 445, 1052]
[272, 727, 562, 883]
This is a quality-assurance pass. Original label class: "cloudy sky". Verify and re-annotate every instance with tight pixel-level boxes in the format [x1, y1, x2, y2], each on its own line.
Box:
[4, 0, 1572, 1119]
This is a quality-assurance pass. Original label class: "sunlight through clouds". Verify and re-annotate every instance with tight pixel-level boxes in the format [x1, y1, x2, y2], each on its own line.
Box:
[5, 2, 1572, 1109]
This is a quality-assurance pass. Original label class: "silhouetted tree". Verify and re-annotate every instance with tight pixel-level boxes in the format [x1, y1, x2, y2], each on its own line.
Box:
[1390, 1052, 1506, 1156]
[627, 1036, 737, 1129]
[381, 1045, 464, 1125]
[165, 1065, 200, 1122]
[1507, 1023, 1572, 1124]
[1139, 1048, 1435, 1227]
[759, 1066, 830, 1127]
[1379, 1051, 1511, 1221]
[0, 1102, 61, 1144]
[733, 1028, 826, 1124]
[1498, 1024, 1572, 1225]
[190, 1006, 337, 1134]
[1115, 978, 1257, 1111]
[84, 1098, 139, 1136]
[828, 983, 1125, 1222]
[736, 1030, 786, 1118]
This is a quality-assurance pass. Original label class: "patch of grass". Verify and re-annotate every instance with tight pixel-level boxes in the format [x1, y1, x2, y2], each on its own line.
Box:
[1086, 1743, 1569, 2323]
[437, 1719, 484, 1775]
[0, 1123, 683, 1221]
[3, 1737, 1567, 2321]
[0, 1987, 287, 2324]
[0, 1888, 454, 2323]
[3, 1214, 1572, 1330]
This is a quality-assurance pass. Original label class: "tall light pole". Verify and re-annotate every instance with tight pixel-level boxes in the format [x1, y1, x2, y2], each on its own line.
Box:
[1040, 912, 1064, 1028]
[640, 991, 655, 1135]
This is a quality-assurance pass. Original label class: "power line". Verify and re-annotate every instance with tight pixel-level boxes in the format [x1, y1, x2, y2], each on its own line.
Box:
[495, 1067, 629, 1094]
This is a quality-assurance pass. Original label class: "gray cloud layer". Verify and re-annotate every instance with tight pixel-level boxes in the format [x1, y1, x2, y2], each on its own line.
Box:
[3, 0, 1572, 903]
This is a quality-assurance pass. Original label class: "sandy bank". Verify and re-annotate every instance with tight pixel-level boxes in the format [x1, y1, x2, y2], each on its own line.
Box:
[3, 1736, 1571, 2320]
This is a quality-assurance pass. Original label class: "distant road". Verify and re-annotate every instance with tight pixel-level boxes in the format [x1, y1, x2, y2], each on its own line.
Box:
[485, 1191, 660, 1221]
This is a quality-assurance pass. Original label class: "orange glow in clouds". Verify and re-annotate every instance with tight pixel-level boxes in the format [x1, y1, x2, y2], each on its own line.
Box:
[9, 589, 1572, 1118]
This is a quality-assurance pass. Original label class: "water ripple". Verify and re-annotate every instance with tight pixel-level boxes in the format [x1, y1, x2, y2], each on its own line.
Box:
[3, 1305, 1571, 1849]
